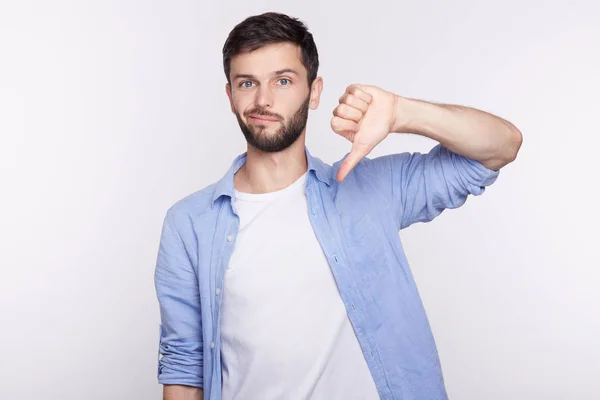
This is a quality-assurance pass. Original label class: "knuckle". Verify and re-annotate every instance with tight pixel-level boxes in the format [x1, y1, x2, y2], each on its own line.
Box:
[345, 94, 354, 107]
[331, 116, 342, 129]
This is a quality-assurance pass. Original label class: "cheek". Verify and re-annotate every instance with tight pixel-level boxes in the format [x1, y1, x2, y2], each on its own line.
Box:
[279, 95, 303, 115]
[231, 92, 251, 112]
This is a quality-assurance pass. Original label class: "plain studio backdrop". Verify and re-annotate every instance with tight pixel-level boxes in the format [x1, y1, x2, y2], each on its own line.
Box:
[1, 1, 599, 399]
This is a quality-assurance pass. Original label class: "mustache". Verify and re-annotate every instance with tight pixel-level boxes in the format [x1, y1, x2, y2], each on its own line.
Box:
[244, 108, 283, 121]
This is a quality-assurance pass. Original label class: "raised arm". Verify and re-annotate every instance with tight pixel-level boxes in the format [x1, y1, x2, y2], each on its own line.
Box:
[331, 84, 522, 182]
[331, 84, 522, 229]
[391, 95, 522, 171]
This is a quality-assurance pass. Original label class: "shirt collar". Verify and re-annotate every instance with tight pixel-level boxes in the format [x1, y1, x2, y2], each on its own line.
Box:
[211, 146, 332, 206]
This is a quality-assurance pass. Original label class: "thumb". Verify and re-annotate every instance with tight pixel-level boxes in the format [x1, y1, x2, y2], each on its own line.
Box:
[336, 143, 371, 182]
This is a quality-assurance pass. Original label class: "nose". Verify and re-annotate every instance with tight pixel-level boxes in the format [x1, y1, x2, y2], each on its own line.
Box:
[255, 85, 273, 108]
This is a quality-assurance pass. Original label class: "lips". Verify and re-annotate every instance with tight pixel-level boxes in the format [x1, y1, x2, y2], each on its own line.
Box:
[249, 114, 279, 123]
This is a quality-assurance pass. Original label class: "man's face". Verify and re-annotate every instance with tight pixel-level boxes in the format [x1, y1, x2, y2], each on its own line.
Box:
[226, 42, 322, 152]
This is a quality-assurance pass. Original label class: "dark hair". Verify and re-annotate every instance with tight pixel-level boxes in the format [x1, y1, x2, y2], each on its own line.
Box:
[222, 12, 319, 86]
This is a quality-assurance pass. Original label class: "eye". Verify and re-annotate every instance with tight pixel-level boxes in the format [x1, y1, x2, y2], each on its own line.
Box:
[239, 81, 254, 88]
[278, 78, 290, 86]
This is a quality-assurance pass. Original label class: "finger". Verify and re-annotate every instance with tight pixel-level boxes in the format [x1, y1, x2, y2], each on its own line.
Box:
[339, 93, 369, 114]
[336, 142, 372, 182]
[333, 103, 362, 122]
[346, 84, 373, 104]
[331, 116, 360, 137]
[336, 130, 356, 142]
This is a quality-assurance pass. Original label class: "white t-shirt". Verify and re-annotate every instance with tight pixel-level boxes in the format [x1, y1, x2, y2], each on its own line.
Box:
[220, 171, 380, 400]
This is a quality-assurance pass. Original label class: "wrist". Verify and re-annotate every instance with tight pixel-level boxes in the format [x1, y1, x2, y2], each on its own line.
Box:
[391, 95, 412, 133]
[392, 96, 440, 139]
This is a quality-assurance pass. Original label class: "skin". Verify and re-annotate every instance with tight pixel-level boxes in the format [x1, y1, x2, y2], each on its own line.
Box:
[163, 385, 203, 400]
[226, 42, 323, 194]
[331, 84, 523, 181]
[224, 41, 521, 191]
[163, 38, 522, 400]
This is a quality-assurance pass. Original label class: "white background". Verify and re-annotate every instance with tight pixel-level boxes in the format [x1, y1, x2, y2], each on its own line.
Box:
[1, 1, 599, 399]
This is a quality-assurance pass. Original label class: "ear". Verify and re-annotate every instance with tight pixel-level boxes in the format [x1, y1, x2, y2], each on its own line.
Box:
[225, 82, 235, 114]
[309, 77, 323, 110]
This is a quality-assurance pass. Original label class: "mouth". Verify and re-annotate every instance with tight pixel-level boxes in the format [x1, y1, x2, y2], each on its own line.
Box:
[248, 114, 280, 123]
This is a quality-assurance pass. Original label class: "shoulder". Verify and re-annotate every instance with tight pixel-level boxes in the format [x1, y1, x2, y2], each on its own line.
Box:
[164, 183, 219, 228]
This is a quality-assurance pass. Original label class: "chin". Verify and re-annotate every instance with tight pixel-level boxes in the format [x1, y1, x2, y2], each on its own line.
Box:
[252, 126, 280, 136]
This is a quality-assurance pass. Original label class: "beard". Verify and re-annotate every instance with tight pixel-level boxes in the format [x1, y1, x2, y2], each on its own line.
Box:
[235, 95, 310, 153]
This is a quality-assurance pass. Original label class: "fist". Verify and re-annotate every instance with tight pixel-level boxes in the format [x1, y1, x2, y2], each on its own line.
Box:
[331, 84, 398, 182]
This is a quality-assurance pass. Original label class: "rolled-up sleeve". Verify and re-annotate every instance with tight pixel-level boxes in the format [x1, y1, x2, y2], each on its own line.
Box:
[154, 210, 203, 387]
[368, 144, 499, 230]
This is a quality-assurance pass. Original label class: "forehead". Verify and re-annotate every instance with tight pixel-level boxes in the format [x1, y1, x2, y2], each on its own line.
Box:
[230, 42, 307, 79]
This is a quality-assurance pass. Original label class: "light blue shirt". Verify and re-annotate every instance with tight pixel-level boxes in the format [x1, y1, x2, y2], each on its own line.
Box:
[155, 144, 499, 400]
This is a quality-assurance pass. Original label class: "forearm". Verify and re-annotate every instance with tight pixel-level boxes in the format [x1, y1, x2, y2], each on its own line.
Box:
[392, 96, 522, 171]
[164, 385, 203, 400]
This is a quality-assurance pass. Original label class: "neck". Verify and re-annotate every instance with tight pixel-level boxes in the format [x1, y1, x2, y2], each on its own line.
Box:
[234, 132, 308, 194]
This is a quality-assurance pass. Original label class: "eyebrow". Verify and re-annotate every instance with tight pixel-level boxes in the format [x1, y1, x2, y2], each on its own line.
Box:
[232, 68, 300, 81]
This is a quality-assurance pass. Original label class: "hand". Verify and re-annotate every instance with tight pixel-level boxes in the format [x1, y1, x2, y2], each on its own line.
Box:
[331, 84, 398, 182]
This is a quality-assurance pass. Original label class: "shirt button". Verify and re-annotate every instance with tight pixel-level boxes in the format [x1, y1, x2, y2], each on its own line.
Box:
[210, 342, 215, 349]
[227, 235, 233, 242]
[216, 288, 221, 295]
